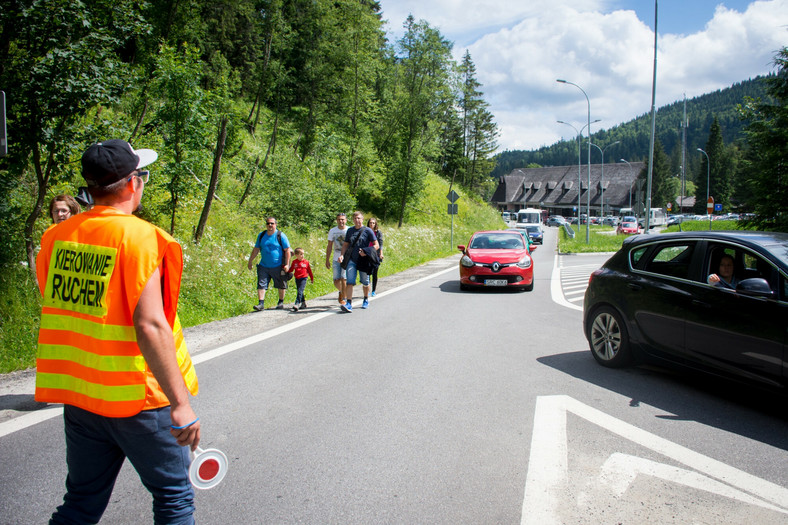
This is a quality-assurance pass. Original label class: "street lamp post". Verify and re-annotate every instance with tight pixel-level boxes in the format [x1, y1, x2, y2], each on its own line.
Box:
[588, 140, 620, 217]
[558, 119, 600, 225]
[698, 147, 711, 229]
[619, 159, 634, 210]
[557, 79, 593, 243]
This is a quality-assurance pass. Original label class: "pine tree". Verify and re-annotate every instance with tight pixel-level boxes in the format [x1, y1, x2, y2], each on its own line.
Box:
[739, 47, 788, 230]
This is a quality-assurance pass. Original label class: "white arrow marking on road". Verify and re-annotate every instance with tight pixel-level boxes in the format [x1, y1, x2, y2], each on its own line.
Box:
[521, 395, 788, 525]
[579, 453, 788, 514]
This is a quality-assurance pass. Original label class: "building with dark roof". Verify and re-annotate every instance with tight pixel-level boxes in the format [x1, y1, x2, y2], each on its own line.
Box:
[491, 162, 646, 218]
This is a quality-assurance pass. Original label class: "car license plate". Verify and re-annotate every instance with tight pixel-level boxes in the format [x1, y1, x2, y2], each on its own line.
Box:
[484, 279, 508, 286]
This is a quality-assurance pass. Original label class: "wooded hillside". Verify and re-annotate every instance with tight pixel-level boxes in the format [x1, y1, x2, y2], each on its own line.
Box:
[0, 0, 499, 272]
[491, 76, 771, 179]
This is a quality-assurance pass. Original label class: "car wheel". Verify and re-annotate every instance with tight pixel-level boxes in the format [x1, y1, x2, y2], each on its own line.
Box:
[587, 306, 631, 367]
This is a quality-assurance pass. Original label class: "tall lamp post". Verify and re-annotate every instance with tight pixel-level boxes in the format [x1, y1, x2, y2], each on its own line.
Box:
[557, 119, 600, 224]
[619, 159, 634, 210]
[588, 140, 620, 217]
[698, 147, 711, 229]
[557, 79, 593, 243]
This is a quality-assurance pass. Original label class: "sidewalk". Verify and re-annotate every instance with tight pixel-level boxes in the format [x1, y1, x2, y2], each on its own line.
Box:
[0, 255, 461, 422]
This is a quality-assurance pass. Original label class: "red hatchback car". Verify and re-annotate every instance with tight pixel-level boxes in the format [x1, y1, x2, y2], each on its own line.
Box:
[616, 216, 643, 235]
[457, 230, 536, 291]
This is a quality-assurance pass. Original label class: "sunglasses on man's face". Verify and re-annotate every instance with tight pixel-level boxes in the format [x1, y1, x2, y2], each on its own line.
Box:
[128, 170, 150, 184]
[267, 222, 276, 226]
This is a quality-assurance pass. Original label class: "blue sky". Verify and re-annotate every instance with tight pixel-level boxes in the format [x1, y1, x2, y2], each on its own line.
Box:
[626, 0, 755, 33]
[377, 0, 788, 151]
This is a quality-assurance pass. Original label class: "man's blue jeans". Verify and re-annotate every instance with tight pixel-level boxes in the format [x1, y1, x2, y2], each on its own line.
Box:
[50, 405, 195, 524]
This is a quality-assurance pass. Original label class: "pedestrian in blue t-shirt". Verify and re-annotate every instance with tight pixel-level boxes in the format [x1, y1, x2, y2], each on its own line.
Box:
[247, 217, 292, 310]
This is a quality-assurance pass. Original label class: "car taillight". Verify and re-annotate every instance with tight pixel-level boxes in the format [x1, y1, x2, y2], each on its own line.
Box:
[588, 268, 603, 285]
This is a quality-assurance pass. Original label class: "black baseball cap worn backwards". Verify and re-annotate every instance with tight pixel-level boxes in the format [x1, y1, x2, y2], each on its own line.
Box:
[81, 139, 158, 187]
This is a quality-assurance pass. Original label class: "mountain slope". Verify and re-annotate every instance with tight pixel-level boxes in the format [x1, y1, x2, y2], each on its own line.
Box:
[491, 75, 771, 179]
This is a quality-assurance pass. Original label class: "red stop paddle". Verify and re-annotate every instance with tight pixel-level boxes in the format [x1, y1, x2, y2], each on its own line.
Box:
[189, 446, 228, 489]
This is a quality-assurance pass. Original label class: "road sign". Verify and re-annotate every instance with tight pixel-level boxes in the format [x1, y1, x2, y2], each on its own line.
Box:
[667, 202, 672, 211]
[714, 203, 723, 212]
[447, 190, 459, 203]
[706, 196, 714, 212]
[448, 203, 458, 215]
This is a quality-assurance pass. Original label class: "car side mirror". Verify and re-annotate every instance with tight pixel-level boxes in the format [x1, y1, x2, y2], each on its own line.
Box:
[529, 244, 537, 252]
[457, 245, 466, 253]
[736, 277, 773, 298]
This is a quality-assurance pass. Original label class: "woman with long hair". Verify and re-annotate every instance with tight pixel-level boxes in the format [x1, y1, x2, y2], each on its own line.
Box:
[366, 217, 383, 296]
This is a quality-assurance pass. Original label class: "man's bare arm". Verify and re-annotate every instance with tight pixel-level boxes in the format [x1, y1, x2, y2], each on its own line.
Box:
[134, 267, 200, 450]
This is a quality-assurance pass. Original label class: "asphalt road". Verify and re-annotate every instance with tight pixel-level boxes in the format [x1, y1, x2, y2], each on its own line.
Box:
[2, 227, 787, 524]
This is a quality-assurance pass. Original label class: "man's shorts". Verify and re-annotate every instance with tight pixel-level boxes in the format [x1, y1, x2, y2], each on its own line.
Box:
[345, 259, 369, 287]
[332, 260, 346, 282]
[257, 265, 288, 290]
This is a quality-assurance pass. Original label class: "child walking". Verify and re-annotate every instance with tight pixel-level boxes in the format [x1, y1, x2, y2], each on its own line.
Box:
[291, 248, 314, 311]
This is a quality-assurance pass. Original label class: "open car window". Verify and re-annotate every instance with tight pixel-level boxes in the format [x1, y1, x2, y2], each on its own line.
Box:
[642, 242, 695, 279]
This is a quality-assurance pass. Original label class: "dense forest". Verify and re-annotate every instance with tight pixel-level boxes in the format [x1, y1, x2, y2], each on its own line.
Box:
[491, 77, 770, 179]
[0, 0, 499, 273]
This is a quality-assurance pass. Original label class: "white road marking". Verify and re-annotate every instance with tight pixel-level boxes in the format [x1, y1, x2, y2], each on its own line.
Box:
[551, 255, 582, 311]
[521, 395, 788, 525]
[580, 453, 788, 514]
[551, 260, 601, 309]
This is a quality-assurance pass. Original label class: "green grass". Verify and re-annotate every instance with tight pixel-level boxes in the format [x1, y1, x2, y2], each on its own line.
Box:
[558, 225, 626, 253]
[662, 219, 746, 232]
[0, 265, 42, 373]
[176, 221, 475, 325]
[0, 172, 502, 373]
[557, 219, 754, 254]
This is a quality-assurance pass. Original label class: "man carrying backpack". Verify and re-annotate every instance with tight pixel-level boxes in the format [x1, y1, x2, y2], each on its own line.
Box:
[247, 216, 292, 311]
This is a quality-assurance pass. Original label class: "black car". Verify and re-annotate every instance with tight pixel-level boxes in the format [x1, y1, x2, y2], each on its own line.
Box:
[525, 225, 543, 244]
[583, 231, 788, 391]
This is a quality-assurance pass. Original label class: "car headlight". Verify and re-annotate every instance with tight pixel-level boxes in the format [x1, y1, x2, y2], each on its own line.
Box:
[460, 255, 475, 267]
[516, 255, 532, 269]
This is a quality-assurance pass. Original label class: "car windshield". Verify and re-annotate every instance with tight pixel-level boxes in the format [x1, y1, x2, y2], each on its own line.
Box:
[623, 216, 636, 222]
[525, 226, 540, 233]
[471, 233, 524, 250]
[622, 222, 636, 227]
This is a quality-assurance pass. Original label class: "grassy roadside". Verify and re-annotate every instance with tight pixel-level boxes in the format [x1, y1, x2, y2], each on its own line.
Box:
[0, 174, 502, 373]
[557, 220, 748, 254]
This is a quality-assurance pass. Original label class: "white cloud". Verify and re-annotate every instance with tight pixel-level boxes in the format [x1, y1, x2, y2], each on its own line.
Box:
[379, 0, 788, 151]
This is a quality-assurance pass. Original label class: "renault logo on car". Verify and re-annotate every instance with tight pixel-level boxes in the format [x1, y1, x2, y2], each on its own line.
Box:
[492, 262, 501, 272]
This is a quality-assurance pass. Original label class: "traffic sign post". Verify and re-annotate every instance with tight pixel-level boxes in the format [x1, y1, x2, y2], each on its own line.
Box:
[707, 197, 714, 230]
[447, 190, 460, 247]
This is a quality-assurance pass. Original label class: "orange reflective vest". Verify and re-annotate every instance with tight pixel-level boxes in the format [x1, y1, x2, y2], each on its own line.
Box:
[35, 206, 198, 417]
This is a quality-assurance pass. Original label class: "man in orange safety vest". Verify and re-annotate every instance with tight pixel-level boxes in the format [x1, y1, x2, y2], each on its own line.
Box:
[36, 139, 201, 524]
